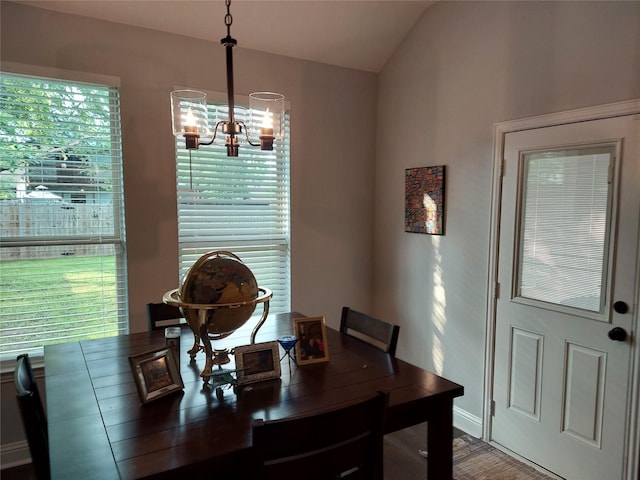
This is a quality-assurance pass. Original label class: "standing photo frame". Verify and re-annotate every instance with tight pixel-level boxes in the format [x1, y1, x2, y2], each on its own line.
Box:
[129, 347, 184, 405]
[234, 341, 281, 384]
[293, 316, 330, 365]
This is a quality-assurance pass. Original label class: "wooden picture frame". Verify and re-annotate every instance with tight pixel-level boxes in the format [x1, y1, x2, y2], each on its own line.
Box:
[293, 316, 330, 365]
[234, 341, 281, 384]
[129, 347, 184, 405]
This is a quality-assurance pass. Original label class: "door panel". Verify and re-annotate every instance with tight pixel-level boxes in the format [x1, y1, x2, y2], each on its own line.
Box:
[492, 115, 638, 479]
[562, 342, 606, 447]
[508, 327, 543, 420]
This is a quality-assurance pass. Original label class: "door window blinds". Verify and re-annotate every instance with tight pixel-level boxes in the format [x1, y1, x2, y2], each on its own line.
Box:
[518, 146, 614, 313]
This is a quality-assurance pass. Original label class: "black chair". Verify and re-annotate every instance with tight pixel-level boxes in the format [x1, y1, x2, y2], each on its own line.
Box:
[340, 306, 400, 356]
[251, 391, 389, 480]
[14, 354, 50, 480]
[146, 302, 186, 331]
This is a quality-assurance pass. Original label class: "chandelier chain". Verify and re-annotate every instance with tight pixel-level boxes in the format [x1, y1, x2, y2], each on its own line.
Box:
[225, 0, 233, 37]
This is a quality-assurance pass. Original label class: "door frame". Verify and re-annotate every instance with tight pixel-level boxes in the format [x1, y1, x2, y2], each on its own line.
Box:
[484, 99, 640, 479]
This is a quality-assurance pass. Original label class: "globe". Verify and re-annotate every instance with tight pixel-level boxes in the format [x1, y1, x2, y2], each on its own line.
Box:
[163, 250, 272, 382]
[180, 250, 259, 338]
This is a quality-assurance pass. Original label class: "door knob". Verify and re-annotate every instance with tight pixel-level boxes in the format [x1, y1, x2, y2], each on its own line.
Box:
[613, 301, 629, 314]
[608, 327, 627, 342]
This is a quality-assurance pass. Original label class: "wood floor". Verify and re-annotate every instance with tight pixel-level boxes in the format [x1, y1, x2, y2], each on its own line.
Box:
[384, 422, 454, 479]
[3, 424, 552, 480]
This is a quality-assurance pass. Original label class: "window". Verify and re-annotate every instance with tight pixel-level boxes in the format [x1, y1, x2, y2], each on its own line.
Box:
[176, 98, 290, 315]
[517, 146, 614, 313]
[0, 72, 128, 364]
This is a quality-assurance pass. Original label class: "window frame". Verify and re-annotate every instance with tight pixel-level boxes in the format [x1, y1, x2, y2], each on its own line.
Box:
[0, 66, 128, 368]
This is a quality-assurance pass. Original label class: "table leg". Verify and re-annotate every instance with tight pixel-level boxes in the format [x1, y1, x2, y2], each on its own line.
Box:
[427, 397, 454, 479]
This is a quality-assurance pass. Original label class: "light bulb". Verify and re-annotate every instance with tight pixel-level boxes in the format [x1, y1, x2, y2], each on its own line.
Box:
[184, 107, 198, 134]
[260, 109, 274, 136]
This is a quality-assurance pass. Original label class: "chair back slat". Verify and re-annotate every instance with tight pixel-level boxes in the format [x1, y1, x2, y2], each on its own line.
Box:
[146, 302, 186, 331]
[251, 391, 388, 480]
[340, 307, 400, 356]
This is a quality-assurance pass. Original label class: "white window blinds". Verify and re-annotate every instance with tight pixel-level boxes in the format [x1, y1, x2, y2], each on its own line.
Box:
[0, 72, 128, 363]
[517, 146, 614, 312]
[176, 101, 291, 315]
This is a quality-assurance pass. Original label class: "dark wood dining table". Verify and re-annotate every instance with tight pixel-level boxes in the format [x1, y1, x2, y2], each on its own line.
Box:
[44, 312, 463, 479]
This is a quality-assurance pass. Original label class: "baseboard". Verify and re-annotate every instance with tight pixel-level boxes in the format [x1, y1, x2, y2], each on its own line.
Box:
[453, 405, 482, 438]
[0, 440, 31, 470]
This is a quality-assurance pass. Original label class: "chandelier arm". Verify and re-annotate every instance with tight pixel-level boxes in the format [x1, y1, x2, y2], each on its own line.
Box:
[239, 121, 261, 147]
[197, 121, 225, 147]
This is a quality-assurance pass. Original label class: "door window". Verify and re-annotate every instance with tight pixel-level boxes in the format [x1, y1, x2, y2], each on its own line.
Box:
[516, 145, 615, 314]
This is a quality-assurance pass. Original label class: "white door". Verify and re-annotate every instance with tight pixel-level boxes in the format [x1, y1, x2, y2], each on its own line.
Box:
[491, 115, 639, 479]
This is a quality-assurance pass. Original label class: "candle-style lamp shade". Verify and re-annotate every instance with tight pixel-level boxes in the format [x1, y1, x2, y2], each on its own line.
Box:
[171, 90, 210, 149]
[250, 92, 285, 151]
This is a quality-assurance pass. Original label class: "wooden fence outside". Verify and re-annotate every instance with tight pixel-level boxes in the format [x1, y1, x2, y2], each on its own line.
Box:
[1, 203, 115, 260]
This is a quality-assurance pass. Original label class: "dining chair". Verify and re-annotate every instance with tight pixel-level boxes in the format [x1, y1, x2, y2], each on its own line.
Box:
[340, 306, 400, 356]
[251, 391, 389, 480]
[146, 302, 186, 331]
[14, 353, 50, 480]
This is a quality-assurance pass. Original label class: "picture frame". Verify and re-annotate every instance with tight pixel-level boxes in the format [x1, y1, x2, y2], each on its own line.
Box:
[234, 341, 281, 384]
[129, 347, 184, 405]
[293, 316, 330, 365]
[405, 165, 446, 235]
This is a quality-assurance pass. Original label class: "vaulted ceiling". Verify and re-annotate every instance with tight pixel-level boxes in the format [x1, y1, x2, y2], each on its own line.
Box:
[15, 0, 434, 73]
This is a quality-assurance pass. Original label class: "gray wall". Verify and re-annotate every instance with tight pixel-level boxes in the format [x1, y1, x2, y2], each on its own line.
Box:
[0, 1, 377, 465]
[374, 0, 640, 425]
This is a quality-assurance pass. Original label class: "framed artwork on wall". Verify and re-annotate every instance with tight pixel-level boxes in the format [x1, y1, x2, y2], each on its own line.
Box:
[405, 165, 446, 235]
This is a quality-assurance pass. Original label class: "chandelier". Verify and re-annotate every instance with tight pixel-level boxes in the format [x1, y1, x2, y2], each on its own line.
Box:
[170, 0, 285, 157]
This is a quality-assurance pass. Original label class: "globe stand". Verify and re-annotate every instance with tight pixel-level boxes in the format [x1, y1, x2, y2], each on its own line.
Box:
[162, 286, 273, 387]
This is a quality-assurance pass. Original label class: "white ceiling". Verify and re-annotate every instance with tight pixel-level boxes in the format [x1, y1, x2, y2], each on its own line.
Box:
[16, 0, 435, 73]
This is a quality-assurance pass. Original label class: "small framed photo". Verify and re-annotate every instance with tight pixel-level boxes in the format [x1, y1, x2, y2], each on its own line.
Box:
[129, 347, 184, 405]
[293, 316, 329, 365]
[234, 341, 281, 384]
